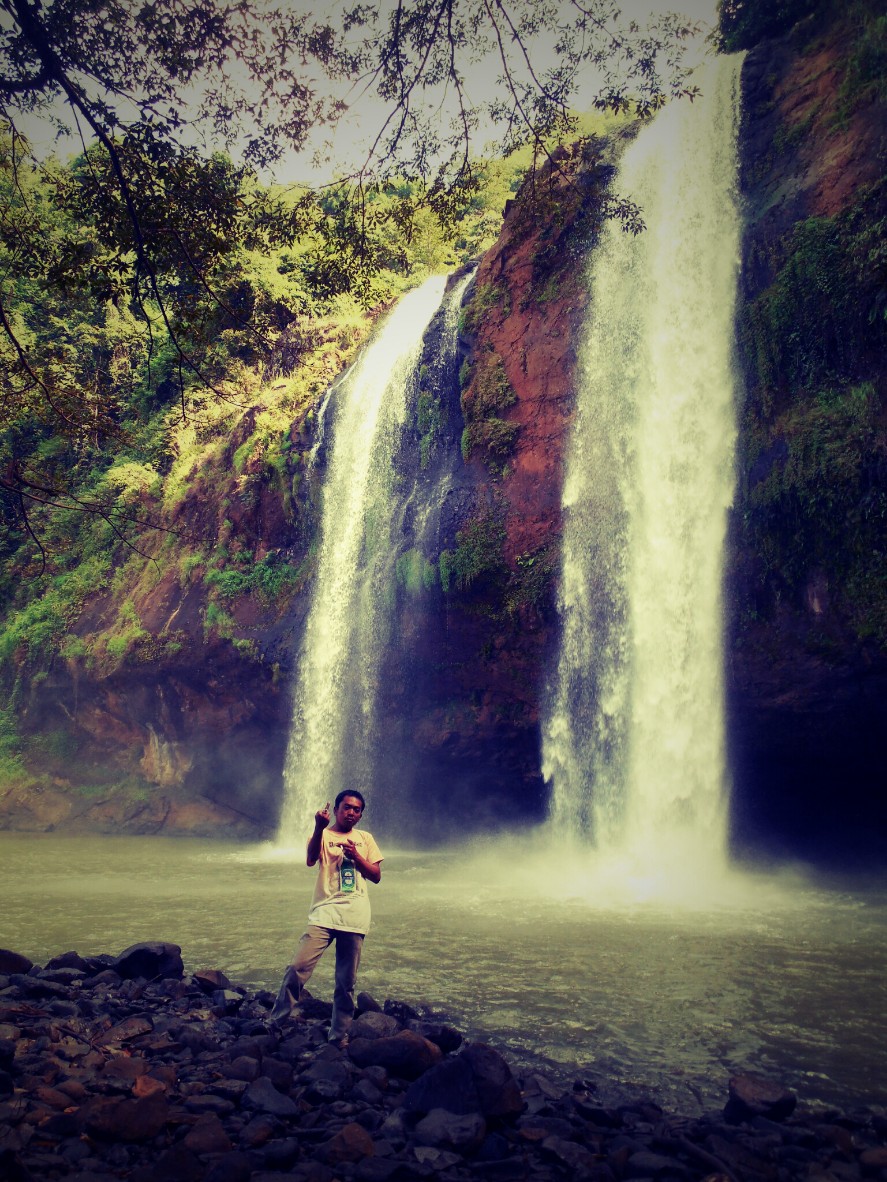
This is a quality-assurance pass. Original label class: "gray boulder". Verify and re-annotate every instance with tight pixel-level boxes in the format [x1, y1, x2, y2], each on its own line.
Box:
[243, 1076, 298, 1118]
[460, 1043, 523, 1119]
[413, 1108, 486, 1152]
[0, 950, 33, 974]
[114, 942, 184, 981]
[45, 951, 90, 972]
[403, 1055, 480, 1115]
[724, 1073, 797, 1124]
[350, 1011, 403, 1041]
[404, 1042, 522, 1120]
[348, 1030, 443, 1080]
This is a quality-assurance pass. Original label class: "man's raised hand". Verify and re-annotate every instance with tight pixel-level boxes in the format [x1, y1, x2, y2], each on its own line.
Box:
[315, 802, 331, 829]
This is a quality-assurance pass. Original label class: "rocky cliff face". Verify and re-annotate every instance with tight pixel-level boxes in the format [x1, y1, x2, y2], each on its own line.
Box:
[726, 6, 887, 861]
[372, 142, 626, 839]
[0, 322, 372, 838]
[3, 5, 884, 858]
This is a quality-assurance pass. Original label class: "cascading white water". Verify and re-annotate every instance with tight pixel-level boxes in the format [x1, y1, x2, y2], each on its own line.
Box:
[543, 55, 744, 884]
[277, 276, 448, 845]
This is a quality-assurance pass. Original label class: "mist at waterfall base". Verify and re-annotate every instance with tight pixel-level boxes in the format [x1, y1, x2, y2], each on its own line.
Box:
[2, 832, 886, 1114]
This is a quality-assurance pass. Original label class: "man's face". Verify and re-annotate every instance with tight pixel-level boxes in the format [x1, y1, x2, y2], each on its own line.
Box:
[335, 795, 364, 831]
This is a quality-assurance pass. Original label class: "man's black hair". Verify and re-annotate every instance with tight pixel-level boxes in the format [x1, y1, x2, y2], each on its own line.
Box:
[335, 789, 365, 812]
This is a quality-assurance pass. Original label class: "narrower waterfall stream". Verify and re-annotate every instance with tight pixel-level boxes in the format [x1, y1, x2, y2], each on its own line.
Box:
[543, 56, 744, 888]
[277, 276, 448, 845]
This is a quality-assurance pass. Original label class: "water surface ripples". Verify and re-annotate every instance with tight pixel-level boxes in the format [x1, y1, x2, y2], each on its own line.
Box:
[2, 832, 884, 1113]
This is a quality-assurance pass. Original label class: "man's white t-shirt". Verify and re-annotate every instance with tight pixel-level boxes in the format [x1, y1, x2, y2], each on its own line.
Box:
[307, 827, 383, 935]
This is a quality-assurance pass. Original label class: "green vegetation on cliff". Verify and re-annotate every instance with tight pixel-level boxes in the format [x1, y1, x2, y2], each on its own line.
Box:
[732, 0, 887, 649]
[0, 126, 553, 818]
[459, 347, 520, 470]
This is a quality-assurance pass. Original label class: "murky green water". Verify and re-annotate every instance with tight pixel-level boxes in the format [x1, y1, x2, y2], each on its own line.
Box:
[1, 832, 885, 1114]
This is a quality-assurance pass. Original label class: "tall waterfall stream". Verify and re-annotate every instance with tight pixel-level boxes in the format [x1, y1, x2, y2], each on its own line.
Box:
[544, 56, 744, 896]
[277, 276, 448, 845]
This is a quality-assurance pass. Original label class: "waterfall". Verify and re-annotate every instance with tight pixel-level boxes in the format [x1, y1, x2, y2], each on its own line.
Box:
[542, 56, 744, 881]
[276, 275, 448, 845]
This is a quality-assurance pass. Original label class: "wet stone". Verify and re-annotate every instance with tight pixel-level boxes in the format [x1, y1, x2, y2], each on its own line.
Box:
[351, 1012, 403, 1041]
[403, 1053, 479, 1116]
[0, 1040, 16, 1071]
[133, 1074, 168, 1100]
[461, 1043, 524, 1119]
[213, 989, 244, 1015]
[210, 1078, 249, 1101]
[60, 1136, 93, 1163]
[260, 1136, 301, 1169]
[0, 951, 33, 975]
[40, 967, 86, 986]
[357, 993, 382, 1014]
[8, 975, 69, 999]
[261, 1058, 293, 1091]
[193, 968, 231, 993]
[351, 1078, 385, 1106]
[355, 1158, 404, 1182]
[626, 1148, 691, 1177]
[410, 1021, 463, 1055]
[114, 942, 184, 982]
[414, 1107, 486, 1152]
[225, 1054, 261, 1081]
[204, 1151, 255, 1182]
[348, 1030, 442, 1081]
[414, 1144, 462, 1169]
[183, 1093, 236, 1116]
[240, 1113, 281, 1147]
[304, 1078, 344, 1103]
[355, 1107, 385, 1133]
[320, 1120, 377, 1164]
[34, 1083, 72, 1109]
[1, 944, 883, 1182]
[183, 1112, 233, 1154]
[244, 1076, 299, 1117]
[140, 1144, 204, 1182]
[725, 1074, 798, 1124]
[101, 1055, 150, 1081]
[363, 1065, 389, 1091]
[96, 1015, 154, 1045]
[470, 1162, 533, 1181]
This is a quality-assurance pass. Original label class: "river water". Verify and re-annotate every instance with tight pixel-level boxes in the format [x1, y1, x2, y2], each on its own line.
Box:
[2, 832, 884, 1115]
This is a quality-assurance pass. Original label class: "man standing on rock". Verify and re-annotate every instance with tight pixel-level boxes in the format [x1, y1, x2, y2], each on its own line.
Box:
[270, 791, 383, 1047]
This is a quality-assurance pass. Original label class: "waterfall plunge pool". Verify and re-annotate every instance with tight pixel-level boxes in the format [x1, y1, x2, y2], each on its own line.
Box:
[2, 831, 884, 1114]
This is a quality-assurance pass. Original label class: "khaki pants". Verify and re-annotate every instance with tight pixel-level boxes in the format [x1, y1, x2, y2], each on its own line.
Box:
[270, 924, 364, 1040]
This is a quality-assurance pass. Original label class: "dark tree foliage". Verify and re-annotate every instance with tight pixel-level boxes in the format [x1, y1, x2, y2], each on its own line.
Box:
[716, 0, 817, 51]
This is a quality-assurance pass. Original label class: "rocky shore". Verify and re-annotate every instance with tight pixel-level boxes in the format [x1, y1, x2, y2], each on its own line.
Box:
[1, 943, 884, 1182]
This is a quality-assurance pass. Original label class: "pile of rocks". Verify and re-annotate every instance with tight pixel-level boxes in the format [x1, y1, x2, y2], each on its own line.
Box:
[1, 944, 885, 1182]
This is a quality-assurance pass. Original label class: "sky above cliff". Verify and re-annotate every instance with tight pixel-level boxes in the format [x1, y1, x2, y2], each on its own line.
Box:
[302, 0, 723, 182]
[11, 0, 721, 183]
